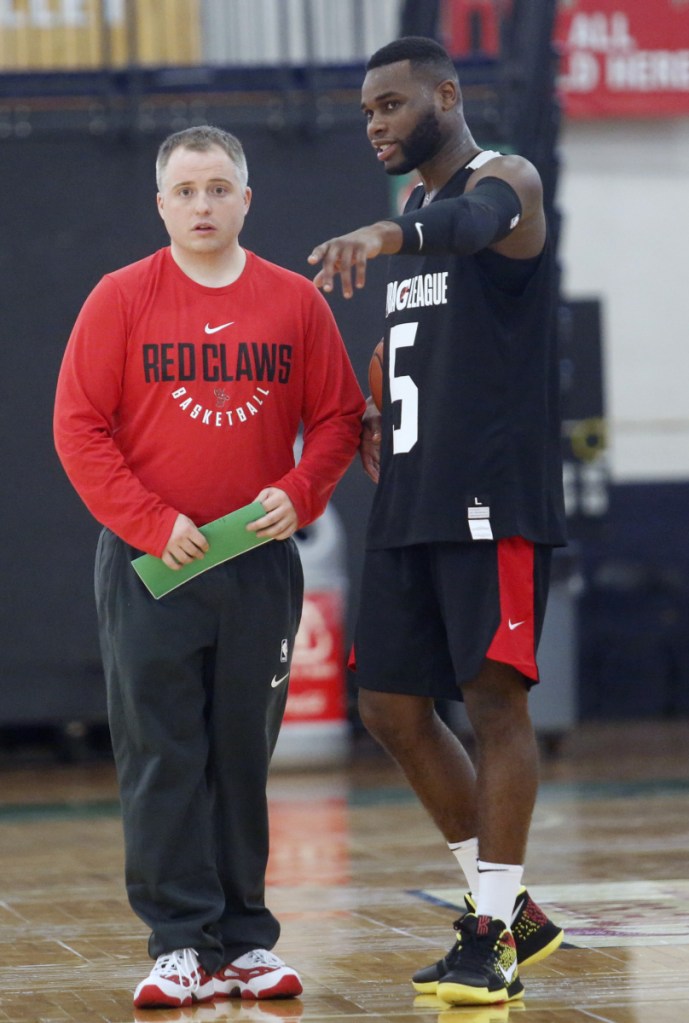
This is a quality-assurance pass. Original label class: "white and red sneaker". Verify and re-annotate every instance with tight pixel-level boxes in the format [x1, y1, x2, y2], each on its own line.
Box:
[133, 947, 215, 1008]
[213, 949, 303, 999]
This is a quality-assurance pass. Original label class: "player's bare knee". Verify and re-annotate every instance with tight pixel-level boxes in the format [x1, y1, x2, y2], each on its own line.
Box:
[476, 708, 534, 752]
[463, 679, 532, 747]
[357, 689, 432, 748]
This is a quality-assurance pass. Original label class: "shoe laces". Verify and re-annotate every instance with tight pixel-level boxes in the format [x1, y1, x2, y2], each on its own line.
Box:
[151, 948, 202, 987]
[241, 949, 283, 968]
[455, 917, 504, 970]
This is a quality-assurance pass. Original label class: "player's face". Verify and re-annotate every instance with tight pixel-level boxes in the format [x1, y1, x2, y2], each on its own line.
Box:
[156, 144, 251, 256]
[362, 61, 445, 175]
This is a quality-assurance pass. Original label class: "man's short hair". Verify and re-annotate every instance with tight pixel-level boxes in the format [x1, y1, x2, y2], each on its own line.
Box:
[366, 36, 458, 83]
[156, 125, 249, 191]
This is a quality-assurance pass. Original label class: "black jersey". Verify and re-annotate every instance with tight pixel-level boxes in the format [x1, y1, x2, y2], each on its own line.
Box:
[366, 154, 567, 550]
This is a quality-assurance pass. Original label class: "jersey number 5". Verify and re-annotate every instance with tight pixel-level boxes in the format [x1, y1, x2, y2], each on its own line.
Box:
[389, 322, 419, 454]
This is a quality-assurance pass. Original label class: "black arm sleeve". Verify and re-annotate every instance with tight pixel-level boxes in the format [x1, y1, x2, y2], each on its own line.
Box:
[392, 176, 522, 256]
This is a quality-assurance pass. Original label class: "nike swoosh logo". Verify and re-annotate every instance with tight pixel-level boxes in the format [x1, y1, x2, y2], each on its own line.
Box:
[511, 895, 528, 925]
[499, 958, 518, 984]
[508, 619, 526, 630]
[271, 672, 289, 688]
[414, 222, 424, 250]
[204, 321, 234, 334]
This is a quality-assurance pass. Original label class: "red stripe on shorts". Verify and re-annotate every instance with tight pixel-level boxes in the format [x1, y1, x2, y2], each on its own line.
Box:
[486, 536, 539, 681]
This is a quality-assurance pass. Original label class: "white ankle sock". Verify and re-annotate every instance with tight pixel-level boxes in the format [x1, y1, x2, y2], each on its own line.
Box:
[475, 860, 524, 927]
[448, 837, 480, 897]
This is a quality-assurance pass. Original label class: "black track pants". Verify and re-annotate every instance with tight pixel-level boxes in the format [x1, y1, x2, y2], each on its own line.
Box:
[95, 530, 303, 971]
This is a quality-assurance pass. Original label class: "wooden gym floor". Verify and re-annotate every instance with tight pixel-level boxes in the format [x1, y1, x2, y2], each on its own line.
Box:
[1, 719, 688, 1023]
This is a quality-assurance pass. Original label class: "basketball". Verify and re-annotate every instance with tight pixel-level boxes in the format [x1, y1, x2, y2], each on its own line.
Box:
[368, 339, 385, 411]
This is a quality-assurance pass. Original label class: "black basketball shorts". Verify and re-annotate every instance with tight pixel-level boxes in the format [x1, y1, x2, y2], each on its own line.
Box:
[352, 538, 553, 700]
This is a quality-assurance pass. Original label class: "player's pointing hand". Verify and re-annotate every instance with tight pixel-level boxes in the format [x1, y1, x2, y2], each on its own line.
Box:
[308, 221, 402, 298]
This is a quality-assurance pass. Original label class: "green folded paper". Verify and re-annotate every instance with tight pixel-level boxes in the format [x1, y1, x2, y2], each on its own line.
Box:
[131, 501, 271, 599]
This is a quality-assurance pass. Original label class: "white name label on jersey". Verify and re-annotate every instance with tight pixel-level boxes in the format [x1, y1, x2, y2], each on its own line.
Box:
[386, 272, 448, 316]
[468, 504, 494, 540]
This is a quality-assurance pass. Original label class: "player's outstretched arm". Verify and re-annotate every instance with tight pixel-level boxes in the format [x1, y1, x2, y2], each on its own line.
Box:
[469, 154, 547, 260]
[308, 221, 402, 298]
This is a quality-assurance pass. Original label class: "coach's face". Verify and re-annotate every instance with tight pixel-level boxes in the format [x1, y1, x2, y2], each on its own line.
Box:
[157, 144, 252, 258]
[362, 60, 447, 176]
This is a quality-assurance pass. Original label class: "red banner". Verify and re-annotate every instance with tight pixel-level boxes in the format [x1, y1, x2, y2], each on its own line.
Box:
[556, 0, 689, 118]
[284, 591, 346, 724]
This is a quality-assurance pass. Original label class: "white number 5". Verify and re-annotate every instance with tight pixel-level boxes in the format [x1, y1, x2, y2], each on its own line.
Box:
[389, 322, 419, 454]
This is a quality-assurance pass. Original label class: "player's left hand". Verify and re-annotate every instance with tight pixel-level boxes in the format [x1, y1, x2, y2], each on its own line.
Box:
[308, 222, 401, 298]
[248, 488, 299, 540]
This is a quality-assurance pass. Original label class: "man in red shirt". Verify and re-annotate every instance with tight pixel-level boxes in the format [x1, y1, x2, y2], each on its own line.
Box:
[54, 125, 364, 1009]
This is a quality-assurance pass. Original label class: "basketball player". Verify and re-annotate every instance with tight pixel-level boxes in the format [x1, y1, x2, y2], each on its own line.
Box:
[54, 126, 364, 1009]
[308, 38, 566, 1006]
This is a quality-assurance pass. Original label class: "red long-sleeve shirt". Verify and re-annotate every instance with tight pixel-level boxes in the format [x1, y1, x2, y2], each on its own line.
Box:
[54, 247, 365, 556]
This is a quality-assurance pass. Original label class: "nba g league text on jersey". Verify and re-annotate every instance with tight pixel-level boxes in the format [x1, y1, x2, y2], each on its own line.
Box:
[386, 272, 448, 316]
